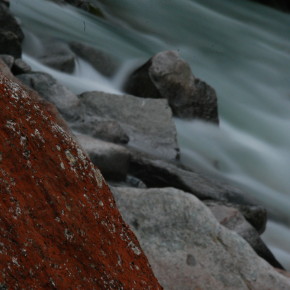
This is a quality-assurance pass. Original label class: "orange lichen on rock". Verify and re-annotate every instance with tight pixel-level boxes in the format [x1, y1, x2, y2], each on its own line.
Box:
[0, 62, 162, 289]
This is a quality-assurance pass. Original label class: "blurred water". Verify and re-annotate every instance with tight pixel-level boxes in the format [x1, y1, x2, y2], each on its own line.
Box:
[11, 0, 290, 269]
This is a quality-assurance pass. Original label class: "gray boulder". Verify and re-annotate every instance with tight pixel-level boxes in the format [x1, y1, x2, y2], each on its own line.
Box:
[124, 50, 219, 123]
[75, 133, 130, 181]
[112, 187, 290, 290]
[17, 72, 80, 121]
[78, 91, 179, 160]
[70, 41, 119, 76]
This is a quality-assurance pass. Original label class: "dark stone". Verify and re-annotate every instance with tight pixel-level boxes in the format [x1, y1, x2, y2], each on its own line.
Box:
[0, 0, 9, 7]
[186, 254, 196, 267]
[11, 58, 31, 75]
[129, 155, 257, 206]
[51, 0, 105, 18]
[0, 3, 24, 41]
[124, 58, 163, 100]
[0, 30, 22, 58]
[250, 0, 290, 12]
[124, 50, 219, 123]
[70, 41, 119, 76]
[237, 203, 267, 234]
[0, 3, 24, 58]
[75, 133, 130, 181]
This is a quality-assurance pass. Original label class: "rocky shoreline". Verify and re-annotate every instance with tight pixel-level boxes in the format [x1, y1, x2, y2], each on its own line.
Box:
[1, 1, 290, 288]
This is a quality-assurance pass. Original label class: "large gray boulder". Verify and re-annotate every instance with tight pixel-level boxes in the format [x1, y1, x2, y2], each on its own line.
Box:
[112, 187, 290, 290]
[79, 91, 179, 160]
[17, 72, 80, 121]
[124, 50, 219, 123]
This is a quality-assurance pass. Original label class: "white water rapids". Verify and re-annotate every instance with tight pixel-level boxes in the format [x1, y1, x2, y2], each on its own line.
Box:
[10, 0, 290, 269]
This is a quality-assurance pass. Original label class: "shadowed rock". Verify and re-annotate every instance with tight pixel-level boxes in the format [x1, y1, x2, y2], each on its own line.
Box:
[76, 133, 130, 181]
[0, 3, 24, 58]
[250, 0, 290, 12]
[129, 155, 256, 205]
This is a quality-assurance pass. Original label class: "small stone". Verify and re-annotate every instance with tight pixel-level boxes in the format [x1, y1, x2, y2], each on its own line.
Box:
[12, 58, 31, 75]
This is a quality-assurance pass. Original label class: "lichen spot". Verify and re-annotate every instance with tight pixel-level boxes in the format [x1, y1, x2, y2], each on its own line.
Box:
[65, 150, 77, 166]
[92, 167, 103, 188]
[64, 228, 74, 242]
[128, 241, 141, 256]
[60, 162, 65, 170]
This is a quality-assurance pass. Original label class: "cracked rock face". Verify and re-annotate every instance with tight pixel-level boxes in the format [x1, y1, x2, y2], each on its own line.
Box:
[0, 60, 161, 289]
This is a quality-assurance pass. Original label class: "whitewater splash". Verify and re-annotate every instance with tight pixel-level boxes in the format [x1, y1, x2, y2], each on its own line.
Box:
[11, 0, 290, 269]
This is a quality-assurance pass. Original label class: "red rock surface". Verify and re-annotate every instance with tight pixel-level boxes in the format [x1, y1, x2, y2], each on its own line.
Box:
[0, 60, 162, 289]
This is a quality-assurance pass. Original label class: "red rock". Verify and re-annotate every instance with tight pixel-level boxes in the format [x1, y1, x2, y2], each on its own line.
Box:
[0, 60, 162, 289]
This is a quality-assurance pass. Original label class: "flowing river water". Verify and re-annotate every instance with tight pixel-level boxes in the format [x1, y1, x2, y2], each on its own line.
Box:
[10, 0, 290, 269]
